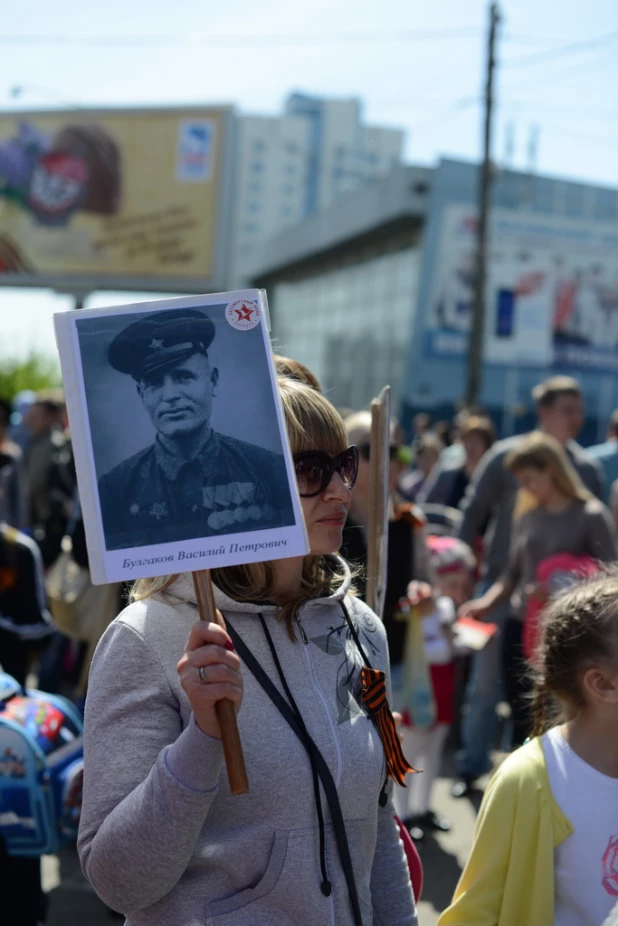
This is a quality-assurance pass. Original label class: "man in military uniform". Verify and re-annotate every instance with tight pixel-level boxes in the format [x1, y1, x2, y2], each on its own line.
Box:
[97, 308, 294, 551]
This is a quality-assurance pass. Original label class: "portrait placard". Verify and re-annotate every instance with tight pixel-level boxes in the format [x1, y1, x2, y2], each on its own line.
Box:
[54, 290, 309, 584]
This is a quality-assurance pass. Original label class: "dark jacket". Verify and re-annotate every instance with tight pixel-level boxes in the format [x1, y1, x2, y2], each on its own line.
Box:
[341, 504, 427, 666]
[0, 452, 28, 530]
[0, 524, 53, 641]
[418, 463, 469, 509]
[98, 431, 294, 551]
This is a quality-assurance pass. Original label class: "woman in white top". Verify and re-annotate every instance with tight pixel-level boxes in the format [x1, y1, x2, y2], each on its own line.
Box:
[440, 569, 618, 926]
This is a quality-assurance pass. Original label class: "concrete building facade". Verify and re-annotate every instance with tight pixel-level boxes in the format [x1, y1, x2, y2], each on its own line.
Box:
[250, 158, 618, 443]
[251, 165, 430, 412]
[231, 93, 404, 284]
[403, 159, 618, 443]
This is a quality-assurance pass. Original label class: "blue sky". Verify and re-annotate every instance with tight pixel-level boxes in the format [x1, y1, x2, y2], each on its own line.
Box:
[1, 0, 617, 358]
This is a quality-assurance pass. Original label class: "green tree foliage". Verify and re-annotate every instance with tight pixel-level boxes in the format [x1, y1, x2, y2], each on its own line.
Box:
[0, 351, 61, 403]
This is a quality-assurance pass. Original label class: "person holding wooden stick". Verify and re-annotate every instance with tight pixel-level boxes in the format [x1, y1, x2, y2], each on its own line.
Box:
[341, 410, 431, 621]
[77, 378, 418, 926]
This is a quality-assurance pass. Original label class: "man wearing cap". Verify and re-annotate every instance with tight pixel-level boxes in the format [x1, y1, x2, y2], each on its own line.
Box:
[97, 308, 294, 550]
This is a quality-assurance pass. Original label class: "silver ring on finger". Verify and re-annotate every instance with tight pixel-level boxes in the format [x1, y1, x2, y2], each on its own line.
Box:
[198, 666, 209, 685]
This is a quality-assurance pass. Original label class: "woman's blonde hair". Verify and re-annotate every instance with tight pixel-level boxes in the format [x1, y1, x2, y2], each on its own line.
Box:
[273, 354, 322, 392]
[506, 431, 591, 503]
[132, 376, 351, 637]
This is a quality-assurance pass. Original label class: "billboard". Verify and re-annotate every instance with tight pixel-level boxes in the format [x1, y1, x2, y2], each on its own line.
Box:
[0, 107, 233, 292]
[424, 204, 618, 371]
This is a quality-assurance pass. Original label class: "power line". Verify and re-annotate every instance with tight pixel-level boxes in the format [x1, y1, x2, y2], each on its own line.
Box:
[0, 27, 482, 47]
[503, 46, 618, 94]
[501, 28, 618, 68]
[372, 94, 618, 119]
[409, 96, 481, 133]
[0, 28, 601, 48]
[502, 99, 618, 120]
[502, 32, 602, 46]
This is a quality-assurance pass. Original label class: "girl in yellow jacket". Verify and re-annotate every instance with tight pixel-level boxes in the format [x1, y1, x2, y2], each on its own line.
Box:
[439, 570, 618, 926]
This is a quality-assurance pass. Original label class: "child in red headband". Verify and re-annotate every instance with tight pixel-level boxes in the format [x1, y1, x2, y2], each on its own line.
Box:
[394, 535, 475, 842]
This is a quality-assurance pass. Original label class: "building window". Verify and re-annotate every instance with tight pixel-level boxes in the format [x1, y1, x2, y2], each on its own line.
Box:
[247, 201, 260, 214]
[532, 178, 554, 212]
[243, 222, 258, 233]
[285, 141, 299, 154]
[249, 181, 261, 193]
[285, 163, 296, 175]
[252, 161, 264, 173]
[594, 190, 618, 220]
[253, 139, 266, 152]
[283, 184, 295, 196]
[564, 185, 584, 216]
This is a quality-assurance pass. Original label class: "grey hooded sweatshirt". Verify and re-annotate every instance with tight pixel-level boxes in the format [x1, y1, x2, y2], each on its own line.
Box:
[77, 560, 417, 926]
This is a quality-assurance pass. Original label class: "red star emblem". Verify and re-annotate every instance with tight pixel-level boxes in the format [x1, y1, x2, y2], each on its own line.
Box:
[234, 304, 254, 322]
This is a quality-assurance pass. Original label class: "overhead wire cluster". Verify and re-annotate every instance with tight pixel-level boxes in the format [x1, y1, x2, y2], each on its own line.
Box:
[0, 27, 614, 46]
[2, 25, 616, 153]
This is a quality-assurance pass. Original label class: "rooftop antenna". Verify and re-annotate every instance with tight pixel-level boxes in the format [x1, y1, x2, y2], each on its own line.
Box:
[527, 124, 540, 173]
[504, 121, 515, 167]
[525, 123, 540, 203]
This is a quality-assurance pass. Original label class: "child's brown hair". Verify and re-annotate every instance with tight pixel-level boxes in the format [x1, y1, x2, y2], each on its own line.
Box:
[531, 569, 618, 737]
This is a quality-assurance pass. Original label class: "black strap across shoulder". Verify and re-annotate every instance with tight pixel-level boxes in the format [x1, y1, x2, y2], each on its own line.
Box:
[223, 615, 364, 926]
[340, 601, 390, 806]
[339, 600, 371, 667]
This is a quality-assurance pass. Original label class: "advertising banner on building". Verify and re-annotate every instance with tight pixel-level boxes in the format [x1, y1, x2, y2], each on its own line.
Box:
[0, 107, 232, 292]
[424, 204, 618, 371]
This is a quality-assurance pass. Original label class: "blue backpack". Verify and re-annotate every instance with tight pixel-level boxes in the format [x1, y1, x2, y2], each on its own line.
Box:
[0, 672, 84, 857]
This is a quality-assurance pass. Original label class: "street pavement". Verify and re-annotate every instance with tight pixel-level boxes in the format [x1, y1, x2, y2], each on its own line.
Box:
[41, 756, 484, 926]
[414, 772, 485, 926]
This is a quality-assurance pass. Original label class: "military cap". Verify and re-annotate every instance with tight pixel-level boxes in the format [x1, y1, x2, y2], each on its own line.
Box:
[108, 308, 215, 379]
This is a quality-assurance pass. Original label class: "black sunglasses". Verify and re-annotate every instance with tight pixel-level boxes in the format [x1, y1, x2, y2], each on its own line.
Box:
[293, 446, 359, 498]
[358, 443, 400, 462]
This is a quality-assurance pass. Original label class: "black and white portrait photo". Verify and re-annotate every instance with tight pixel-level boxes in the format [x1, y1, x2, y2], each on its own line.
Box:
[55, 293, 307, 583]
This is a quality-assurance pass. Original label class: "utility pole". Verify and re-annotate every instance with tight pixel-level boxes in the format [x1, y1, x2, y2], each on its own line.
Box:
[465, 1, 500, 407]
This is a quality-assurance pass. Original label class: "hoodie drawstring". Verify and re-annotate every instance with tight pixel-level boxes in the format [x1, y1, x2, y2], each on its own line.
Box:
[258, 614, 332, 898]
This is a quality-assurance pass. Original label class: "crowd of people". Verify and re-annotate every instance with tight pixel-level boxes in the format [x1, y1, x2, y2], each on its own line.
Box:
[1, 365, 618, 925]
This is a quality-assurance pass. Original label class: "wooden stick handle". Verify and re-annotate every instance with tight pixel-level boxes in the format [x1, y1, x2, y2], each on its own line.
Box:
[192, 570, 249, 795]
[366, 400, 381, 615]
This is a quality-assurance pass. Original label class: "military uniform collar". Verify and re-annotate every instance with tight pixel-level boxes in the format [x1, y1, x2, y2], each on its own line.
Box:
[154, 428, 220, 481]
